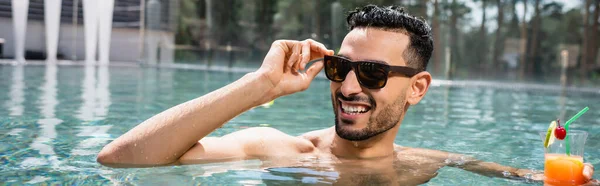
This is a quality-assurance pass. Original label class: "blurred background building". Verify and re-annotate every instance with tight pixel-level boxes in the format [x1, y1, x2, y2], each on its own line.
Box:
[0, 0, 177, 62]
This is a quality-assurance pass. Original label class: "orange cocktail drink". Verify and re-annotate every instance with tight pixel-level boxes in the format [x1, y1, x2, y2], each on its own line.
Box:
[544, 154, 585, 185]
[540, 130, 588, 186]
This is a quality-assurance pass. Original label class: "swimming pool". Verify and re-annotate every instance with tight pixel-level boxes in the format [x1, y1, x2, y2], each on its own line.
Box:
[1, 63, 599, 185]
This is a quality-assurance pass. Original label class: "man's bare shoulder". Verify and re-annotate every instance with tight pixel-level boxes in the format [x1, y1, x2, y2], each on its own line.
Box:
[220, 127, 300, 140]
[298, 127, 334, 144]
[181, 127, 317, 163]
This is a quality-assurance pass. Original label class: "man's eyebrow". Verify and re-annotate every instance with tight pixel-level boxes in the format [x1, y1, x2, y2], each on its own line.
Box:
[336, 54, 389, 65]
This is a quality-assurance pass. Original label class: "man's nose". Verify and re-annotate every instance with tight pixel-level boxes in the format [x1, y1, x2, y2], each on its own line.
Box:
[340, 70, 363, 97]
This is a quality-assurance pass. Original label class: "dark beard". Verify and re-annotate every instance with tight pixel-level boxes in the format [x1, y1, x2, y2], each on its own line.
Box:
[332, 91, 405, 141]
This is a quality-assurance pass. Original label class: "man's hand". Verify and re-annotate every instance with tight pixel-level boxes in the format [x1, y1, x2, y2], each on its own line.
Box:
[522, 163, 598, 185]
[582, 163, 599, 186]
[256, 39, 334, 103]
[446, 152, 597, 185]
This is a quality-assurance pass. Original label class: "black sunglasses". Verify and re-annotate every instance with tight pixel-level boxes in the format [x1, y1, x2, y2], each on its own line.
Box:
[318, 55, 421, 89]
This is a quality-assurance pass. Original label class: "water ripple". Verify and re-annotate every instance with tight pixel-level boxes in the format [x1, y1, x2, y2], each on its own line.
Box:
[1, 64, 599, 185]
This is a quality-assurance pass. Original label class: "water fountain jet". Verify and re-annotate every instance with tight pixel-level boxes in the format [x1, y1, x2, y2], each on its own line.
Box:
[83, 0, 99, 64]
[98, 0, 114, 65]
[45, 0, 62, 62]
[11, 0, 29, 63]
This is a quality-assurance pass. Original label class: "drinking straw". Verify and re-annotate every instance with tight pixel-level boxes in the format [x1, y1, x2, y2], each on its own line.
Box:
[565, 107, 589, 156]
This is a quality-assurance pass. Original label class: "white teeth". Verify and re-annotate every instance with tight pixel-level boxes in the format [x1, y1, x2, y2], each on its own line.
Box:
[341, 103, 368, 114]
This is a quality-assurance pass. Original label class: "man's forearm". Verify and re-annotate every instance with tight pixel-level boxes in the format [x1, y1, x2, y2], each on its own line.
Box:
[456, 160, 533, 179]
[446, 154, 540, 181]
[98, 72, 274, 166]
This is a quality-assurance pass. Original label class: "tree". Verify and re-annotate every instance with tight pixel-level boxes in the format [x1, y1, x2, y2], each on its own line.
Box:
[530, 2, 565, 78]
[475, 0, 491, 74]
[581, 0, 591, 77]
[432, 0, 443, 75]
[518, 0, 528, 79]
[175, 0, 203, 46]
[505, 0, 521, 38]
[587, 0, 599, 72]
[417, 0, 430, 19]
[212, 0, 243, 46]
[527, 0, 542, 76]
[446, 0, 470, 77]
[492, 0, 506, 76]
[253, 0, 277, 52]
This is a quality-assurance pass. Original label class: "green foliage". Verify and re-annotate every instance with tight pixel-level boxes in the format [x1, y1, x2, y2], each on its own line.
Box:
[175, 0, 199, 45]
[171, 0, 599, 84]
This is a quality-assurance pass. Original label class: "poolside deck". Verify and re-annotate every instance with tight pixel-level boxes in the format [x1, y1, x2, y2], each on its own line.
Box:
[1, 59, 599, 95]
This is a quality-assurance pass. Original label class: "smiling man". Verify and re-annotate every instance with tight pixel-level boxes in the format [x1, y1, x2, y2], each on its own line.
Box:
[98, 5, 596, 185]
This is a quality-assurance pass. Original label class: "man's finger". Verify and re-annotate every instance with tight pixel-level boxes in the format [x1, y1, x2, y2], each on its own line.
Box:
[300, 40, 311, 71]
[309, 40, 330, 55]
[584, 163, 594, 180]
[287, 42, 301, 72]
[262, 40, 288, 72]
[305, 61, 324, 82]
[327, 49, 335, 56]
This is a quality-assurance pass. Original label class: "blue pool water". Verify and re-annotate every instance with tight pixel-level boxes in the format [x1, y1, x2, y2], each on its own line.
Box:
[1, 63, 599, 185]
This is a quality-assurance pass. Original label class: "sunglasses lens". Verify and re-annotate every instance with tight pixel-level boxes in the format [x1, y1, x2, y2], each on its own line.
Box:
[357, 62, 388, 88]
[325, 57, 350, 82]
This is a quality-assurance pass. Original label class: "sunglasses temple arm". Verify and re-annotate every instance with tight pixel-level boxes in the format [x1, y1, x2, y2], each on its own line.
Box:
[304, 58, 325, 69]
[308, 58, 325, 64]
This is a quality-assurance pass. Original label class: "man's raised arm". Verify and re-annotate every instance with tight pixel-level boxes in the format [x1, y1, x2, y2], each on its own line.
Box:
[97, 39, 334, 167]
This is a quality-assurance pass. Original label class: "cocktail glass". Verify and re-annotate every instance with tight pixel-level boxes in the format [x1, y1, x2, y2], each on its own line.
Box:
[539, 130, 588, 185]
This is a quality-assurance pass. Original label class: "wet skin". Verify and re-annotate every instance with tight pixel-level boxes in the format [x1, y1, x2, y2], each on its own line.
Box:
[98, 28, 596, 185]
[179, 127, 531, 185]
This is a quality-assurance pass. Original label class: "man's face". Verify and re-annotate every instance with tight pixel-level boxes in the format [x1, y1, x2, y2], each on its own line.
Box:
[331, 27, 413, 141]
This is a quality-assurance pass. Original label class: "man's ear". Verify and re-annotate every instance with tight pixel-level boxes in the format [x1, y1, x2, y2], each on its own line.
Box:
[407, 71, 431, 106]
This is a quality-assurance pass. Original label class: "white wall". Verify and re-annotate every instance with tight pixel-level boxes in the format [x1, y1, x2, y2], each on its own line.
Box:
[0, 18, 148, 62]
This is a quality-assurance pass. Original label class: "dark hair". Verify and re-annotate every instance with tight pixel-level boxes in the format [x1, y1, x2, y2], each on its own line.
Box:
[346, 5, 433, 71]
